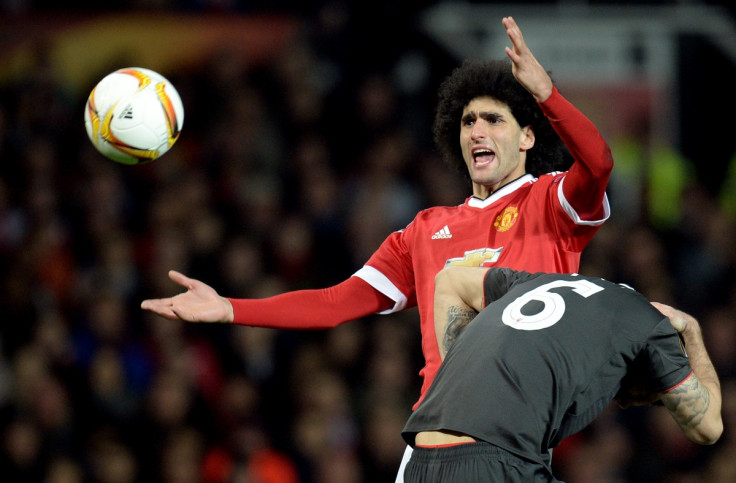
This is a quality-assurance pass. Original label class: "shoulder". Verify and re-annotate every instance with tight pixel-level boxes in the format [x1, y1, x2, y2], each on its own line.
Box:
[389, 203, 467, 240]
[536, 171, 567, 184]
[508, 172, 566, 196]
[514, 172, 566, 204]
[413, 200, 469, 220]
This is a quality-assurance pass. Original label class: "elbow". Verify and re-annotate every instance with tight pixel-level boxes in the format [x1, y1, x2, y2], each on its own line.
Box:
[604, 146, 614, 171]
[701, 418, 724, 445]
[690, 417, 724, 445]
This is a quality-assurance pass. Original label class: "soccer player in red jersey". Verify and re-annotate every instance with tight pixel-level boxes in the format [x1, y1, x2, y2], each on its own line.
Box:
[142, 16, 614, 479]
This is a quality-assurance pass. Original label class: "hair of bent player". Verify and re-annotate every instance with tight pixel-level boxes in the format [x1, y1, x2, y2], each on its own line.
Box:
[433, 59, 572, 179]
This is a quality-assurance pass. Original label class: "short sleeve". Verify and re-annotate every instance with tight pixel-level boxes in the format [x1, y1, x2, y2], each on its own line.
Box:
[355, 225, 416, 313]
[641, 318, 692, 392]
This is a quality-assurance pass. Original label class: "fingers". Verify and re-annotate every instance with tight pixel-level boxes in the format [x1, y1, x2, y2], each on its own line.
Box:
[651, 301, 676, 320]
[502, 16, 524, 52]
[651, 301, 676, 317]
[143, 271, 221, 323]
[651, 302, 689, 333]
[502, 16, 518, 33]
[502, 16, 531, 70]
[140, 298, 180, 320]
[168, 270, 193, 288]
[141, 271, 204, 321]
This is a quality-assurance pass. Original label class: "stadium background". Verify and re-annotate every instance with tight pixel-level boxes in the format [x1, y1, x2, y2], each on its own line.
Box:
[1, 0, 735, 481]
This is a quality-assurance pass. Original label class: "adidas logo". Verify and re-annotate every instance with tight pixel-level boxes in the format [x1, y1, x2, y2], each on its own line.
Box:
[432, 225, 452, 239]
[119, 104, 134, 120]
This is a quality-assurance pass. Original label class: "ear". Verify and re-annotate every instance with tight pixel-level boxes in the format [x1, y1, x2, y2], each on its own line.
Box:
[520, 125, 535, 152]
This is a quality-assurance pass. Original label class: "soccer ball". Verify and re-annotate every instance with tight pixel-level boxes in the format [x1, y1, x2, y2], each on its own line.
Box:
[84, 67, 184, 165]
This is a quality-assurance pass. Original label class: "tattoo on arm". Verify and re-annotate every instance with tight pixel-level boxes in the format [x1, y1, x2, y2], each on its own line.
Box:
[442, 305, 478, 355]
[662, 374, 710, 432]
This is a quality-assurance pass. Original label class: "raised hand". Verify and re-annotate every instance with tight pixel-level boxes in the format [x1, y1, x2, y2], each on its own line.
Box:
[502, 16, 554, 103]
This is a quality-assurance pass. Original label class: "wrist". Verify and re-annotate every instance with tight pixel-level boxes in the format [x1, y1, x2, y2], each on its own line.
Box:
[223, 297, 235, 323]
[679, 318, 702, 346]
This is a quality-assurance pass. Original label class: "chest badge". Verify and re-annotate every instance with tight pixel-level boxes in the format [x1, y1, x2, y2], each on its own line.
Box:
[494, 206, 518, 232]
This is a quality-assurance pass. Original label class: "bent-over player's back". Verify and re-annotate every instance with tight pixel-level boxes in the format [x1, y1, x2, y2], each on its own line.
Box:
[403, 271, 691, 466]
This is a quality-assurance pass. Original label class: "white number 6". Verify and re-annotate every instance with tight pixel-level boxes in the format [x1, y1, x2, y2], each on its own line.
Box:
[502, 279, 604, 330]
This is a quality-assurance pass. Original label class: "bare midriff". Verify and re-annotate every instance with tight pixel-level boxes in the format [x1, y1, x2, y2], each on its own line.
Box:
[415, 430, 477, 446]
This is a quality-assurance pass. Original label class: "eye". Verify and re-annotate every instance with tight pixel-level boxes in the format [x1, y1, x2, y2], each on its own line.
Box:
[485, 114, 503, 124]
[461, 113, 476, 127]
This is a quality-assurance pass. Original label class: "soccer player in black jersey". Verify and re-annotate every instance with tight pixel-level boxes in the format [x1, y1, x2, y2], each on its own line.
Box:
[401, 267, 722, 482]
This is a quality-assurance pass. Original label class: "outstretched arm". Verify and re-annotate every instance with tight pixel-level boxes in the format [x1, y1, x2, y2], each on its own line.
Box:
[651, 302, 723, 445]
[142, 271, 393, 329]
[433, 266, 489, 359]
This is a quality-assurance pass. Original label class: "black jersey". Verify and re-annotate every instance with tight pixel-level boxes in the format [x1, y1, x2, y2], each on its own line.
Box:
[402, 268, 692, 470]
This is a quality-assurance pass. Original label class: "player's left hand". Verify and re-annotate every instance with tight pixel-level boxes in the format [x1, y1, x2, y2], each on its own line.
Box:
[651, 302, 692, 333]
[502, 16, 554, 103]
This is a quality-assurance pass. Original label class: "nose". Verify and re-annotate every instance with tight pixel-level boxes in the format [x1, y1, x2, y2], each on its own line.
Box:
[470, 120, 486, 140]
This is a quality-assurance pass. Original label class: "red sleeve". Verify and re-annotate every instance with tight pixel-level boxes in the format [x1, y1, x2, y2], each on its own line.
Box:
[227, 276, 393, 329]
[539, 87, 613, 220]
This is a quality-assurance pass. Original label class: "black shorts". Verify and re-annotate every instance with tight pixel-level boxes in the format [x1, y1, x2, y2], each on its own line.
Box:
[403, 442, 559, 483]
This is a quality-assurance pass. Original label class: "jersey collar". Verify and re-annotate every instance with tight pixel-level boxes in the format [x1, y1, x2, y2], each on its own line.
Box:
[467, 173, 535, 208]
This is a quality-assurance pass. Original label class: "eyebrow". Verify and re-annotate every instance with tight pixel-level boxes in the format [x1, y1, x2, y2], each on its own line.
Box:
[461, 111, 503, 123]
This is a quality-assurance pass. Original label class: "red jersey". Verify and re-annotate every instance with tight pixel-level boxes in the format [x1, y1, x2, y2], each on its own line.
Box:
[355, 172, 609, 407]
[228, 87, 612, 409]
[354, 87, 612, 407]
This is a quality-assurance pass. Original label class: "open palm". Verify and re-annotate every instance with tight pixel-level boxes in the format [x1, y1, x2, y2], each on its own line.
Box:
[141, 270, 233, 323]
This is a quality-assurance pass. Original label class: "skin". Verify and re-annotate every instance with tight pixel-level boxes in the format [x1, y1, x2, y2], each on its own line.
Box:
[141, 270, 234, 323]
[502, 16, 554, 103]
[461, 97, 534, 198]
[433, 266, 487, 359]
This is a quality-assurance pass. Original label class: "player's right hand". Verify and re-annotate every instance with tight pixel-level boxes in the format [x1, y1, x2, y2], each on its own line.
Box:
[141, 270, 234, 323]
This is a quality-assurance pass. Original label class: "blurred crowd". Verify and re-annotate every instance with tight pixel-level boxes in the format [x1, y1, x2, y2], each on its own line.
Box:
[1, 3, 736, 483]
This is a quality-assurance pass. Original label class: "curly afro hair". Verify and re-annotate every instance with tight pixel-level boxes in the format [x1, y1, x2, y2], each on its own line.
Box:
[433, 59, 572, 178]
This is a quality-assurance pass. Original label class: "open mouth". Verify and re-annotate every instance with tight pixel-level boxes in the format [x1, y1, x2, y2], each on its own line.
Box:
[472, 147, 495, 167]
